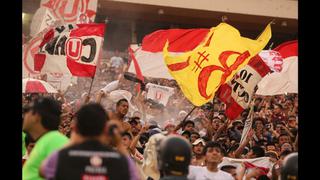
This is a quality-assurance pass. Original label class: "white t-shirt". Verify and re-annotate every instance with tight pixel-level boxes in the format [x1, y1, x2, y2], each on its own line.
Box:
[188, 166, 234, 180]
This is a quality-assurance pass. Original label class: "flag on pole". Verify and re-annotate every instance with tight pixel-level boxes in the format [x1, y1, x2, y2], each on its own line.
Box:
[256, 40, 298, 95]
[40, 0, 98, 24]
[127, 29, 209, 79]
[217, 55, 271, 120]
[34, 23, 105, 77]
[163, 23, 272, 106]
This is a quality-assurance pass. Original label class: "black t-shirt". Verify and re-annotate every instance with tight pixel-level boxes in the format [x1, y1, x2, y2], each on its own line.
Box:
[54, 140, 130, 180]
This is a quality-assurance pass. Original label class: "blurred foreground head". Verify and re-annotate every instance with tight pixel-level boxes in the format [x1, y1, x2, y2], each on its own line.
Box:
[280, 152, 298, 180]
[157, 135, 192, 177]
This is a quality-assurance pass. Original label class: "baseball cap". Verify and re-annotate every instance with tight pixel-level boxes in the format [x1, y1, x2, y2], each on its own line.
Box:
[192, 138, 206, 146]
[164, 120, 175, 130]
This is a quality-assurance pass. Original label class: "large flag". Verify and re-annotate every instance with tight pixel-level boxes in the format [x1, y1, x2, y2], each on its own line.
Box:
[217, 55, 271, 120]
[256, 40, 298, 95]
[23, 21, 63, 78]
[41, 0, 97, 23]
[127, 29, 209, 79]
[163, 23, 272, 106]
[34, 23, 105, 77]
[30, 0, 98, 37]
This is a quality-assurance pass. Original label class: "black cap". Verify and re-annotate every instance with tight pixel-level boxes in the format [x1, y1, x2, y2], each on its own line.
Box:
[281, 152, 298, 180]
[158, 135, 192, 176]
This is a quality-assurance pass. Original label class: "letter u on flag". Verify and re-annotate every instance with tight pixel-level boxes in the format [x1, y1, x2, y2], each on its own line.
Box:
[163, 23, 272, 106]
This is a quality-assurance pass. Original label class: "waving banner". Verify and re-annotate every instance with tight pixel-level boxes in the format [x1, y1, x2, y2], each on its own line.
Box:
[163, 23, 272, 106]
[218, 157, 274, 178]
[217, 55, 271, 120]
[34, 23, 105, 77]
[41, 0, 97, 23]
[259, 50, 283, 72]
[256, 40, 298, 95]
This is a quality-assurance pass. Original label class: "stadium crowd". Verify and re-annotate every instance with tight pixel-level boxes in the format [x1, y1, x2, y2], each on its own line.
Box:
[22, 53, 298, 180]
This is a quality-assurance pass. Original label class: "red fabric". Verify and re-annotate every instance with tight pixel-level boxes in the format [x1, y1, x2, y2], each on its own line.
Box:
[128, 47, 144, 92]
[217, 85, 244, 120]
[25, 80, 47, 93]
[34, 54, 46, 72]
[73, 24, 105, 37]
[66, 23, 105, 77]
[217, 55, 271, 120]
[273, 40, 298, 59]
[248, 55, 271, 77]
[142, 29, 209, 52]
[243, 161, 269, 175]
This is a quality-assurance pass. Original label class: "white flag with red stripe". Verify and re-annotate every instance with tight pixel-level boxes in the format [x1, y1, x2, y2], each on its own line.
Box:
[34, 23, 105, 77]
[259, 50, 283, 72]
[219, 157, 274, 178]
[217, 55, 271, 120]
[256, 40, 298, 95]
[128, 29, 209, 79]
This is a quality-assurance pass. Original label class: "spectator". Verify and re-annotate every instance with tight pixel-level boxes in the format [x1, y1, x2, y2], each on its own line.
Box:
[188, 141, 233, 180]
[40, 103, 133, 180]
[182, 120, 195, 133]
[190, 132, 200, 144]
[110, 50, 124, 68]
[191, 138, 206, 166]
[22, 97, 69, 180]
[271, 104, 287, 125]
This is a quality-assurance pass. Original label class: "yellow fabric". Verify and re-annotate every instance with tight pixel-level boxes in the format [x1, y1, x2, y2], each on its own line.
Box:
[163, 23, 272, 106]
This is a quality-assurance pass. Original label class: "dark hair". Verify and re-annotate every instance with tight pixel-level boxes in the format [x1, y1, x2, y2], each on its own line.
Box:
[203, 141, 225, 155]
[122, 132, 132, 140]
[30, 97, 62, 130]
[129, 116, 140, 124]
[288, 115, 296, 120]
[183, 120, 195, 129]
[191, 131, 200, 137]
[255, 97, 263, 102]
[257, 175, 270, 180]
[278, 133, 289, 140]
[266, 142, 275, 147]
[218, 113, 227, 119]
[181, 130, 191, 138]
[212, 116, 221, 121]
[251, 146, 265, 158]
[274, 103, 283, 109]
[253, 117, 266, 126]
[75, 103, 108, 137]
[116, 98, 128, 107]
[221, 165, 237, 172]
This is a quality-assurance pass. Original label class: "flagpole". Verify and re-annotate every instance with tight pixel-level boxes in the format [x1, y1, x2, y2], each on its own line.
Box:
[182, 106, 197, 122]
[239, 97, 256, 145]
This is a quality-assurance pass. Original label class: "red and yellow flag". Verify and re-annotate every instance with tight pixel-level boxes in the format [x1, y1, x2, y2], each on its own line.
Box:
[163, 23, 272, 106]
